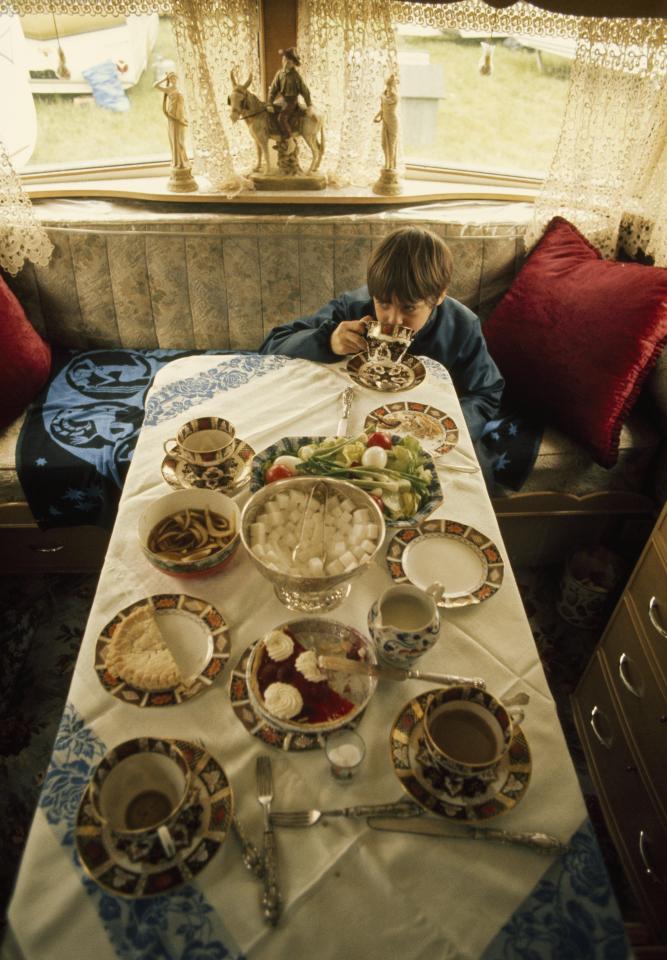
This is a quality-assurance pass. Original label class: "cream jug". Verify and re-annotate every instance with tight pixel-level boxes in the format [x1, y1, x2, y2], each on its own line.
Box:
[368, 584, 440, 668]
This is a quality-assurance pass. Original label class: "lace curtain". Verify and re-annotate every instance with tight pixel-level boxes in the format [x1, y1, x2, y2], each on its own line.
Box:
[0, 0, 258, 274]
[298, 0, 398, 185]
[391, 2, 667, 264]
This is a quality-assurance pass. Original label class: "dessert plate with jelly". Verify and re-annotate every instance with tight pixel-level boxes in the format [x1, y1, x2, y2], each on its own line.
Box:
[364, 402, 459, 454]
[161, 439, 255, 494]
[390, 691, 531, 821]
[346, 354, 426, 392]
[385, 519, 505, 608]
[95, 594, 230, 707]
[75, 739, 233, 898]
[229, 640, 368, 752]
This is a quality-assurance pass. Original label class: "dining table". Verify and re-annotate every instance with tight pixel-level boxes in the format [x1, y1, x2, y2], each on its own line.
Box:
[3, 351, 629, 960]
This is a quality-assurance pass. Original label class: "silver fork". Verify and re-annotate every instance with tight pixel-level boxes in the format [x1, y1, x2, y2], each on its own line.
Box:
[256, 755, 281, 926]
[270, 800, 424, 828]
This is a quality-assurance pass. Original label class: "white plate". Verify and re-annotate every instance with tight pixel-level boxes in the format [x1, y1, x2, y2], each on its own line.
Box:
[385, 519, 504, 608]
[95, 595, 230, 706]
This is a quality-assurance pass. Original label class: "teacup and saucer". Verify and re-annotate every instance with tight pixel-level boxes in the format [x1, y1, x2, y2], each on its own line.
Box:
[418, 685, 525, 799]
[88, 737, 201, 864]
[76, 738, 234, 897]
[164, 416, 237, 468]
[389, 688, 531, 821]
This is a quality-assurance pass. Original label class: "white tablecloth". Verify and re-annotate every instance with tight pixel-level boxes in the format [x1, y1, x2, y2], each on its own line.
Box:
[5, 353, 627, 960]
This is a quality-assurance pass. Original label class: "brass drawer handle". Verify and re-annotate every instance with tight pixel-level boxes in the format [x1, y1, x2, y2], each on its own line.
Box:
[590, 706, 613, 749]
[648, 596, 667, 640]
[29, 544, 65, 554]
[618, 653, 643, 698]
[638, 830, 661, 883]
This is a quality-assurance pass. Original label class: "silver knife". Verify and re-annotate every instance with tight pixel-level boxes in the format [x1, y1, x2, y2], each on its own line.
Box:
[336, 387, 355, 436]
[318, 656, 486, 690]
[256, 755, 281, 925]
[367, 817, 569, 856]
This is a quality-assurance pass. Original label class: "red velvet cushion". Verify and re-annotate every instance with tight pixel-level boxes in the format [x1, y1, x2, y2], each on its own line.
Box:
[0, 276, 51, 429]
[484, 217, 667, 468]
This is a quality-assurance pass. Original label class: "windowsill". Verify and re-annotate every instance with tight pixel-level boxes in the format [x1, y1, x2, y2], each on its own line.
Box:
[24, 173, 539, 206]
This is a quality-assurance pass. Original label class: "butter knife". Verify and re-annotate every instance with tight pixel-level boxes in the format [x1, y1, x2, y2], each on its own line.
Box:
[318, 656, 486, 690]
[367, 817, 569, 856]
[337, 387, 355, 436]
[256, 755, 281, 925]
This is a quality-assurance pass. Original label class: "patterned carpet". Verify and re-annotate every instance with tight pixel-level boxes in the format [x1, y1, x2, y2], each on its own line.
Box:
[0, 565, 641, 933]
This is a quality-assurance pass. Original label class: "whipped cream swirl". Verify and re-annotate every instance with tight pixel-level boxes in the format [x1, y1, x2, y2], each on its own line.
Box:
[264, 629, 294, 662]
[264, 682, 303, 720]
[296, 649, 325, 683]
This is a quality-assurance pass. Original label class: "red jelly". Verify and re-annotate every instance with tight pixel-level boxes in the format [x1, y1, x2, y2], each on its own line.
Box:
[257, 631, 355, 724]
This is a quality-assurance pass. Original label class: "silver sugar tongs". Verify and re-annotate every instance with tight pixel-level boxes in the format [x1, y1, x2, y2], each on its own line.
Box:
[292, 480, 328, 567]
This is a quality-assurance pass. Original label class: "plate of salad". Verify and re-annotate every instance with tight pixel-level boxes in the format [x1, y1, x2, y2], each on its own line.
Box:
[250, 433, 443, 526]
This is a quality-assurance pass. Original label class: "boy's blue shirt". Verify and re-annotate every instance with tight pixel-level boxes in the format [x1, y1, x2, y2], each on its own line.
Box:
[258, 285, 504, 444]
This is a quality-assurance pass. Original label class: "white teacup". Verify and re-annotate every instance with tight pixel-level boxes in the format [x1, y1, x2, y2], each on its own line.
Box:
[368, 584, 440, 668]
[164, 416, 236, 467]
[89, 737, 193, 860]
[423, 685, 525, 781]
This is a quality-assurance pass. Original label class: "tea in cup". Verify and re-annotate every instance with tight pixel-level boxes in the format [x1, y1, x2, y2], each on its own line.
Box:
[422, 685, 525, 781]
[368, 584, 440, 668]
[89, 737, 194, 861]
[164, 416, 236, 467]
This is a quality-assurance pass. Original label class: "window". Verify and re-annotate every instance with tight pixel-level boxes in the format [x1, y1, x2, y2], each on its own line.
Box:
[2, 13, 179, 172]
[396, 26, 572, 178]
[0, 4, 571, 189]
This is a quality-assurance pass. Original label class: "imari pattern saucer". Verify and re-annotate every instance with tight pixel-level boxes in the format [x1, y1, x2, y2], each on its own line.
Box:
[385, 519, 505, 607]
[346, 354, 426, 392]
[161, 439, 255, 495]
[228, 643, 363, 752]
[75, 740, 233, 898]
[95, 595, 230, 707]
[364, 402, 459, 454]
[390, 692, 531, 822]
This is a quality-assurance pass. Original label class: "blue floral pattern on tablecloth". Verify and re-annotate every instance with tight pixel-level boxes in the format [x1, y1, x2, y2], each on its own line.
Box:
[38, 703, 243, 960]
[144, 354, 289, 428]
[481, 819, 629, 959]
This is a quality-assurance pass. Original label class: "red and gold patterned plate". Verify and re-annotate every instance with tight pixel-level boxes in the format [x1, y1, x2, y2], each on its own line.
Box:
[390, 691, 531, 821]
[364, 402, 459, 454]
[346, 353, 426, 392]
[385, 519, 504, 608]
[95, 594, 230, 707]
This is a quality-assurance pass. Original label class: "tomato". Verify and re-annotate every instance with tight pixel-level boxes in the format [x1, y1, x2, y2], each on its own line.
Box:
[265, 463, 295, 483]
[366, 431, 392, 450]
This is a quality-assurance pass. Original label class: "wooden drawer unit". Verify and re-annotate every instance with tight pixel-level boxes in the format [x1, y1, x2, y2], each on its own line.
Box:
[626, 537, 667, 689]
[573, 501, 667, 945]
[0, 523, 109, 573]
[573, 653, 667, 940]
[599, 599, 667, 817]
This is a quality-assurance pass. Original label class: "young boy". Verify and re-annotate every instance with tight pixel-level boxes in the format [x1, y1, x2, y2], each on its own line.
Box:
[258, 226, 504, 487]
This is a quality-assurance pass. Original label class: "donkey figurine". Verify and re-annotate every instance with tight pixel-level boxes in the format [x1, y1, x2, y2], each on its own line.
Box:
[228, 70, 325, 175]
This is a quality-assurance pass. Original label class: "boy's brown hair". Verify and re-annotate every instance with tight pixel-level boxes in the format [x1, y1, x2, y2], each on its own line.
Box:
[367, 227, 453, 307]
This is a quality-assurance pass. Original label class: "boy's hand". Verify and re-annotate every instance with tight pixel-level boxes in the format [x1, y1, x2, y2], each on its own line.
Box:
[330, 318, 369, 356]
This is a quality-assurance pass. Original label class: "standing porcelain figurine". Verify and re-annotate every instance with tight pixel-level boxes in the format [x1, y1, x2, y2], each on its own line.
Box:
[373, 74, 402, 196]
[153, 72, 198, 193]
